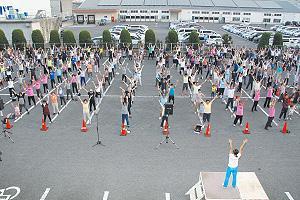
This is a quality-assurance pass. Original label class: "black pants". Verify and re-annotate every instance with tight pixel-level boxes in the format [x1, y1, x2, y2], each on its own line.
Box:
[122, 74, 127, 82]
[226, 98, 234, 109]
[160, 115, 168, 127]
[168, 95, 174, 104]
[43, 84, 48, 93]
[43, 114, 52, 123]
[66, 89, 73, 100]
[264, 97, 271, 108]
[19, 104, 28, 113]
[9, 88, 14, 97]
[279, 108, 288, 119]
[89, 100, 96, 112]
[265, 117, 274, 128]
[28, 96, 36, 106]
[60, 97, 66, 105]
[246, 81, 253, 90]
[252, 101, 258, 111]
[233, 115, 243, 125]
[72, 83, 78, 94]
[51, 79, 55, 88]
[36, 89, 41, 98]
[237, 82, 242, 92]
[57, 76, 62, 83]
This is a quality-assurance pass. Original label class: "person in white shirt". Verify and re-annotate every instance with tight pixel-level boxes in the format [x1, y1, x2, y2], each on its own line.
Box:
[223, 138, 248, 188]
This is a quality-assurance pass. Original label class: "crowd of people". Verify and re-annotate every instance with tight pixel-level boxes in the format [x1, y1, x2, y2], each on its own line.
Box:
[154, 44, 299, 132]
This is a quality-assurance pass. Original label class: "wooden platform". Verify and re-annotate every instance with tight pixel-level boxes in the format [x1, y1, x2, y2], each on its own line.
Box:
[186, 172, 269, 200]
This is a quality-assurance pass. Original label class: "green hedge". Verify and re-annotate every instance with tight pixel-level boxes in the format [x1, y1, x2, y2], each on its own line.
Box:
[49, 30, 60, 47]
[79, 30, 92, 47]
[273, 32, 283, 47]
[222, 33, 232, 45]
[145, 29, 156, 47]
[31, 29, 44, 49]
[102, 29, 112, 44]
[258, 32, 271, 49]
[63, 30, 76, 46]
[12, 29, 26, 49]
[165, 30, 178, 44]
[120, 29, 132, 47]
[189, 31, 200, 44]
[0, 29, 9, 49]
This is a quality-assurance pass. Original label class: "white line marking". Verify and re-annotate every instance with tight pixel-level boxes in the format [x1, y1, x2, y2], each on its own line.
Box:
[14, 80, 67, 123]
[40, 188, 51, 200]
[103, 191, 109, 200]
[88, 59, 126, 124]
[285, 192, 295, 200]
[4, 99, 12, 106]
[165, 193, 171, 200]
[0, 81, 18, 92]
[241, 88, 278, 126]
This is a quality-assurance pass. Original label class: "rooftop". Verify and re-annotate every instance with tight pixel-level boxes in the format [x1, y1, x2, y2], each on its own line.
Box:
[76, 0, 300, 12]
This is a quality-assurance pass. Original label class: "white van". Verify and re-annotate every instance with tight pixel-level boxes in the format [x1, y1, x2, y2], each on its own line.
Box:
[206, 34, 223, 45]
[129, 25, 148, 31]
[176, 27, 198, 34]
[198, 29, 217, 35]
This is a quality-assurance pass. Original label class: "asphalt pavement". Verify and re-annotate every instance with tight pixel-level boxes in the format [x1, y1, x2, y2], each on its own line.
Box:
[0, 56, 299, 200]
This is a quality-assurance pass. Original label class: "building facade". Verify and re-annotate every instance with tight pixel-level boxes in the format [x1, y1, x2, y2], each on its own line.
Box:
[73, 0, 300, 24]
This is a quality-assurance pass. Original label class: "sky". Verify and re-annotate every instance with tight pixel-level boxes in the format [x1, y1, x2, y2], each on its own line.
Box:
[1, 0, 51, 15]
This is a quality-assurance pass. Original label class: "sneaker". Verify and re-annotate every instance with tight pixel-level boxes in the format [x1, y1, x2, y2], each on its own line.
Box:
[159, 117, 162, 120]
[225, 108, 228, 111]
[239, 123, 243, 127]
[233, 124, 236, 127]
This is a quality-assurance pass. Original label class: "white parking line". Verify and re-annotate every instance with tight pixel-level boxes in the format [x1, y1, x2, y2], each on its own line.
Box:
[103, 191, 109, 200]
[14, 80, 67, 123]
[165, 193, 171, 200]
[88, 59, 126, 124]
[40, 188, 51, 200]
[241, 88, 278, 126]
[285, 192, 295, 200]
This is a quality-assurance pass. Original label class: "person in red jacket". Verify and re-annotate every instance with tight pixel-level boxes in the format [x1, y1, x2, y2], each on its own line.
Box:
[39, 97, 52, 123]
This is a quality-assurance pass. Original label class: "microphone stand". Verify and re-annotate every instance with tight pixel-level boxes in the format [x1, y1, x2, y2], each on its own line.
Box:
[92, 109, 105, 147]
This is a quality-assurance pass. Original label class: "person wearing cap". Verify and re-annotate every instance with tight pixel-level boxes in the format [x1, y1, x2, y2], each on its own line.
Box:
[223, 138, 248, 188]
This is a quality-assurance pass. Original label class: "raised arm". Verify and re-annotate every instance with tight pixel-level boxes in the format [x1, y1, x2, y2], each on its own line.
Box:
[229, 139, 233, 154]
[239, 138, 248, 156]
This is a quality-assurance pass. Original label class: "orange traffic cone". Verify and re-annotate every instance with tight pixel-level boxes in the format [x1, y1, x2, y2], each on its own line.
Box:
[40, 119, 48, 131]
[281, 121, 290, 134]
[162, 121, 169, 135]
[205, 123, 211, 137]
[120, 122, 127, 136]
[242, 122, 250, 134]
[81, 120, 88, 132]
[5, 118, 12, 129]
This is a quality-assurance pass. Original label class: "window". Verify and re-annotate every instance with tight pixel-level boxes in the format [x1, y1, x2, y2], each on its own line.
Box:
[243, 13, 251, 15]
[263, 18, 271, 22]
[214, 17, 219, 20]
[233, 12, 240, 15]
[150, 16, 155, 19]
[131, 10, 138, 13]
[273, 19, 281, 23]
[209, 17, 213, 20]
[162, 16, 169, 19]
[146, 16, 149, 19]
[131, 16, 135, 19]
[151, 10, 158, 13]
[126, 16, 130, 19]
[264, 13, 271, 16]
[120, 10, 127, 13]
[136, 16, 140, 19]
[192, 11, 200, 14]
[141, 16, 145, 19]
[140, 10, 147, 13]
[223, 12, 231, 15]
[162, 10, 169, 13]
[204, 17, 208, 20]
[212, 12, 219, 14]
[274, 13, 282, 16]
[232, 17, 240, 21]
[202, 11, 209, 14]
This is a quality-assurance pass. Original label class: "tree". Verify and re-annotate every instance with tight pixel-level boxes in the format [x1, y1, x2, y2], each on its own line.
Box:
[273, 32, 283, 47]
[49, 30, 60, 47]
[120, 29, 132, 47]
[79, 30, 92, 47]
[145, 29, 156, 47]
[12, 29, 26, 49]
[222, 33, 232, 45]
[63, 30, 76, 46]
[165, 30, 178, 50]
[0, 29, 9, 49]
[258, 32, 271, 49]
[189, 31, 200, 44]
[31, 29, 44, 49]
[102, 29, 112, 44]
[165, 30, 178, 44]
